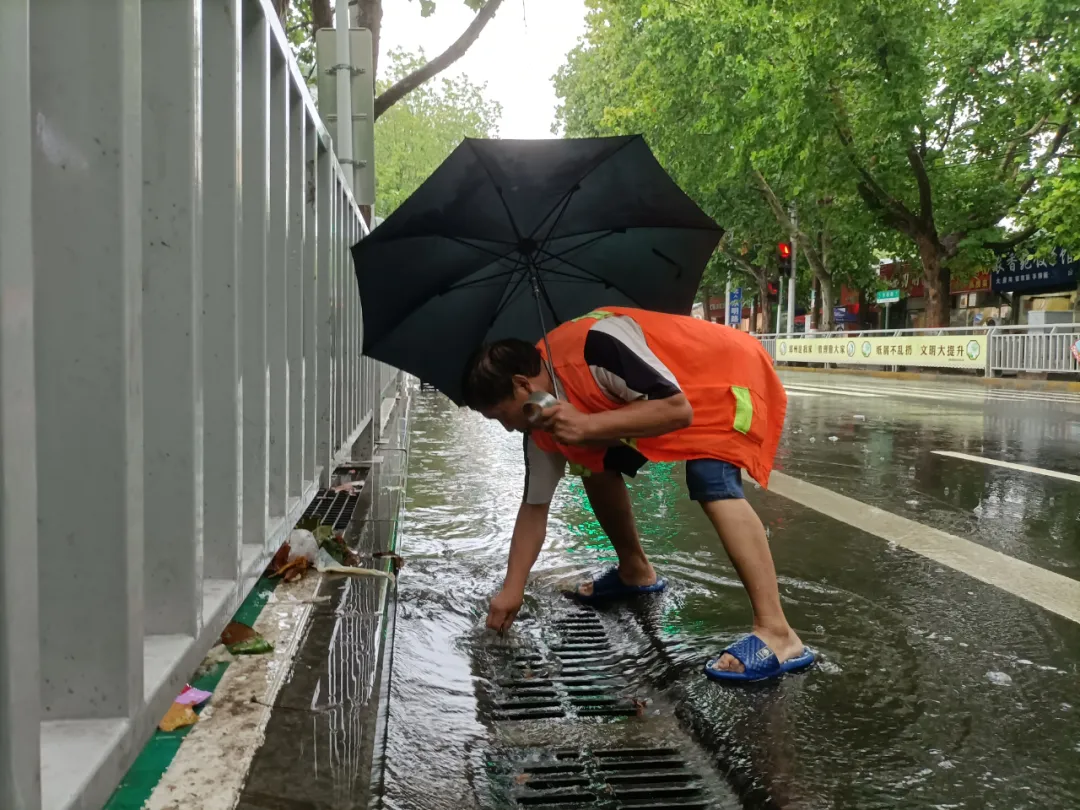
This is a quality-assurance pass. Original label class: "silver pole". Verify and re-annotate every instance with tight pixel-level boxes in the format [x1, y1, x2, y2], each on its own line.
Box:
[776, 277, 784, 335]
[334, 0, 354, 191]
[724, 279, 731, 326]
[787, 207, 797, 336]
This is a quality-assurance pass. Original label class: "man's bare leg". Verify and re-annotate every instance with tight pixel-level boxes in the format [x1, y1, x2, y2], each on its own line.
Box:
[577, 471, 656, 595]
[700, 498, 804, 672]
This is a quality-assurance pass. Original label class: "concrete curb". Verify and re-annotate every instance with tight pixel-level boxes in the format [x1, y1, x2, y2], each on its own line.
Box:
[776, 365, 1080, 392]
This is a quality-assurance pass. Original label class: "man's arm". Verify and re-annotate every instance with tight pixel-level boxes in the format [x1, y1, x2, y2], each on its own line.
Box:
[487, 501, 548, 631]
[539, 395, 693, 446]
[487, 436, 564, 632]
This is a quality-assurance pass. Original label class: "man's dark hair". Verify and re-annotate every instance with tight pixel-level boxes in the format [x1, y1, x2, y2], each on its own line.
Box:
[461, 339, 542, 411]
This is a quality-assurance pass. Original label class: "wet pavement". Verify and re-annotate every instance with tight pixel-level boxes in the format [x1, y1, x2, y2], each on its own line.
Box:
[382, 375, 1080, 810]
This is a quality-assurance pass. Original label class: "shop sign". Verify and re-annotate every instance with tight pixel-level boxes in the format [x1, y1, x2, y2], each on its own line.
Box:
[777, 335, 987, 369]
[992, 248, 1079, 293]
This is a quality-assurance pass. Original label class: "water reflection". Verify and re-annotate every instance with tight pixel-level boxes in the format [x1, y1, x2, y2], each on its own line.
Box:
[384, 389, 1080, 809]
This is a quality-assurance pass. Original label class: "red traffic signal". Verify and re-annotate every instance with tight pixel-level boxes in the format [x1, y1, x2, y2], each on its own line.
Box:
[778, 242, 792, 259]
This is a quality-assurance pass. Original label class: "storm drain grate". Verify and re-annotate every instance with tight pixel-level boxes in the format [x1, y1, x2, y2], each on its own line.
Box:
[492, 608, 639, 722]
[299, 489, 360, 531]
[505, 747, 709, 809]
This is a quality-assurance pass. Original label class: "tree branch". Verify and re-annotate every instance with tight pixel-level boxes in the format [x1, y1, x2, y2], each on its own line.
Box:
[751, 170, 829, 281]
[907, 144, 934, 227]
[374, 0, 505, 119]
[984, 224, 1040, 252]
[998, 115, 1048, 181]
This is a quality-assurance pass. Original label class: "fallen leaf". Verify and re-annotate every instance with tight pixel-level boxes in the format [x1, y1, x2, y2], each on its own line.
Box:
[228, 636, 274, 655]
[220, 621, 257, 647]
[632, 697, 649, 717]
[514, 773, 531, 785]
[271, 556, 308, 580]
[266, 542, 290, 575]
[283, 557, 309, 582]
[159, 702, 198, 732]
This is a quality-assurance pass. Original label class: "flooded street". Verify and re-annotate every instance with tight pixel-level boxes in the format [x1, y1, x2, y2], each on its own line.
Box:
[383, 376, 1080, 809]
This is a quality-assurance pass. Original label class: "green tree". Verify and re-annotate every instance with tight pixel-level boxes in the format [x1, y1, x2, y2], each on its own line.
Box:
[555, 0, 1080, 328]
[374, 49, 502, 216]
[278, 0, 506, 118]
[554, 0, 880, 330]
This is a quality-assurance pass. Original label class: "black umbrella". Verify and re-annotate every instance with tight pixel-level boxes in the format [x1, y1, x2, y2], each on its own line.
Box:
[351, 135, 723, 403]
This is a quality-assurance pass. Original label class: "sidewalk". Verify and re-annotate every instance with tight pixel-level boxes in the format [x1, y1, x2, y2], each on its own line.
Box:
[109, 388, 412, 810]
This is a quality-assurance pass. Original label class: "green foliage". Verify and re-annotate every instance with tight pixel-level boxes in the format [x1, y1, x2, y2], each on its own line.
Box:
[375, 49, 502, 216]
[283, 0, 317, 85]
[554, 0, 1080, 326]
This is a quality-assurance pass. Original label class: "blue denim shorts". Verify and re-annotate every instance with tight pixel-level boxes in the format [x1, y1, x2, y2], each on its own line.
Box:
[685, 458, 745, 502]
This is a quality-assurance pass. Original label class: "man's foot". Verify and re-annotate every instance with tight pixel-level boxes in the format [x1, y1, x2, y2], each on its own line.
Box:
[577, 561, 656, 597]
[712, 626, 805, 674]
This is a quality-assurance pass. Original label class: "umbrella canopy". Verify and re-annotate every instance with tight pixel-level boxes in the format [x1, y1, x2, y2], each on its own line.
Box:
[351, 135, 723, 403]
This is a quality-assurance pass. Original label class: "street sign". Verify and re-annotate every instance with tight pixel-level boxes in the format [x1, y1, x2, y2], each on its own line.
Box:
[728, 287, 742, 324]
[876, 289, 902, 304]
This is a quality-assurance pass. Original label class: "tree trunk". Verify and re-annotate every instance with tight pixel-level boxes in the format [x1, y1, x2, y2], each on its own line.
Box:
[312, 0, 332, 33]
[817, 274, 835, 330]
[916, 235, 951, 328]
[758, 277, 771, 333]
[352, 0, 383, 80]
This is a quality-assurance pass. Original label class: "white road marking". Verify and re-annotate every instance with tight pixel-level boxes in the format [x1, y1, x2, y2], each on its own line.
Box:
[768, 472, 1080, 625]
[931, 450, 1080, 484]
[786, 390, 820, 398]
[784, 380, 1080, 406]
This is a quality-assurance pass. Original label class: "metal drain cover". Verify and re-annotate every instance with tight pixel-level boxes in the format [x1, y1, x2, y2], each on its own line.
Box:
[496, 747, 711, 808]
[489, 607, 639, 721]
[298, 488, 360, 531]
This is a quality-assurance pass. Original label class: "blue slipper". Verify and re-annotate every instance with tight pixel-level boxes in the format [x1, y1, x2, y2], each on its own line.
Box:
[572, 567, 667, 605]
[704, 633, 815, 683]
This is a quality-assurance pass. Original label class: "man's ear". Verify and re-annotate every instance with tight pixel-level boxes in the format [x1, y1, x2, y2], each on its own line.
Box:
[511, 374, 533, 394]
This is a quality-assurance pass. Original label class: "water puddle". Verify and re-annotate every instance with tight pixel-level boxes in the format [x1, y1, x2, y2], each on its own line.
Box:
[383, 390, 1080, 809]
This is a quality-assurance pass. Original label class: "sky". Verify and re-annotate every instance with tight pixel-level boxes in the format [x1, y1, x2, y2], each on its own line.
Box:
[379, 0, 589, 138]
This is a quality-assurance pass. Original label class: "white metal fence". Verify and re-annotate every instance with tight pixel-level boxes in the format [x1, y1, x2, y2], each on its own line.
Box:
[755, 324, 1080, 376]
[0, 1, 397, 808]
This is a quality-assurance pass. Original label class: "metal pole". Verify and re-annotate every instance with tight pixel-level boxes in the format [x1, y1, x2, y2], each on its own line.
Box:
[334, 0, 354, 191]
[787, 207, 797, 336]
[529, 271, 561, 398]
[776, 277, 784, 335]
[724, 279, 731, 326]
[885, 302, 890, 331]
[809, 279, 816, 334]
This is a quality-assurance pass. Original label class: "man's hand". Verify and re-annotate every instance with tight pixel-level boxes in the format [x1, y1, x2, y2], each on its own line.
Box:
[487, 587, 524, 632]
[538, 401, 594, 445]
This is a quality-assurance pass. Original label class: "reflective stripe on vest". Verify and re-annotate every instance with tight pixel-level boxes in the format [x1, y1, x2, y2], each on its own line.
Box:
[732, 386, 753, 435]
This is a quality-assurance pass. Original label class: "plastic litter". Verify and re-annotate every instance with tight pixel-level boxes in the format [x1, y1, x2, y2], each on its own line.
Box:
[828, 435, 839, 442]
[287, 529, 320, 564]
[986, 671, 1013, 686]
[175, 685, 212, 707]
[158, 702, 198, 732]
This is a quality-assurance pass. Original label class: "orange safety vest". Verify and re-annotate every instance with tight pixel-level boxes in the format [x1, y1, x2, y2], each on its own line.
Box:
[530, 307, 787, 488]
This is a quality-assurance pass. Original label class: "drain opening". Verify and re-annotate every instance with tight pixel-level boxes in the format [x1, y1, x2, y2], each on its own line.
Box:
[299, 489, 360, 531]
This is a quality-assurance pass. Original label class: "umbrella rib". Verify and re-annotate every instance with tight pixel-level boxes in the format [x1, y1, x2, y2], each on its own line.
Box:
[534, 247, 647, 309]
[538, 229, 619, 262]
[466, 140, 526, 244]
[525, 135, 642, 243]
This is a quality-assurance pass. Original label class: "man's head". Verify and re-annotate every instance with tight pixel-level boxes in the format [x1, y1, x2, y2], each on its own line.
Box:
[462, 339, 549, 432]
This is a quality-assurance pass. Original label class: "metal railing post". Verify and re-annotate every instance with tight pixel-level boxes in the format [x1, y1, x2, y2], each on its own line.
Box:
[241, 13, 270, 551]
[31, 3, 145, 806]
[0, 1, 41, 806]
[315, 151, 334, 483]
[267, 50, 289, 520]
[303, 124, 319, 485]
[288, 94, 307, 502]
[142, 0, 205, 637]
[202, 0, 243, 585]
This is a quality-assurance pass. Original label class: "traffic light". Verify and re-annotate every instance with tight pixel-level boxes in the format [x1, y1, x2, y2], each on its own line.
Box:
[777, 242, 792, 275]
